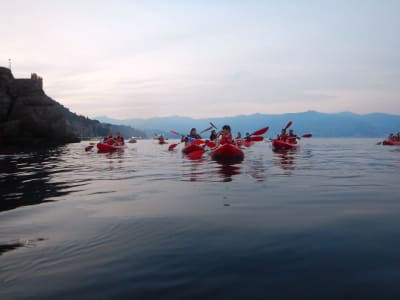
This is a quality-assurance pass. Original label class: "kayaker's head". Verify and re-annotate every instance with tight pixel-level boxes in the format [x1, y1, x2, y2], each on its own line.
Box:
[222, 125, 231, 136]
[281, 129, 287, 134]
[289, 129, 294, 135]
[190, 128, 197, 136]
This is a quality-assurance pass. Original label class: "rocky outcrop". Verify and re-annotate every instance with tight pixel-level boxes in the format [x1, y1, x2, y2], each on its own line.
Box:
[0, 67, 79, 145]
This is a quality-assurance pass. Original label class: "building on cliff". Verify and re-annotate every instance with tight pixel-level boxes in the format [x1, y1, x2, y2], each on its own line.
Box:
[0, 67, 79, 145]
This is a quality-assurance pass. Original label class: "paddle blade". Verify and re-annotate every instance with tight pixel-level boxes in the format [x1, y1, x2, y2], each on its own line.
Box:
[250, 126, 269, 136]
[200, 126, 213, 133]
[168, 143, 178, 151]
[209, 122, 218, 129]
[249, 136, 264, 142]
[302, 133, 312, 138]
[285, 121, 292, 129]
[169, 130, 181, 136]
[85, 145, 94, 152]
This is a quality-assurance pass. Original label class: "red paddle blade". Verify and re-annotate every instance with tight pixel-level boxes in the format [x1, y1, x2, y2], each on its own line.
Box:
[168, 143, 178, 151]
[285, 121, 292, 129]
[169, 130, 181, 136]
[302, 133, 312, 138]
[85, 145, 94, 151]
[250, 126, 269, 136]
[200, 126, 213, 133]
[209, 122, 218, 129]
[249, 136, 264, 142]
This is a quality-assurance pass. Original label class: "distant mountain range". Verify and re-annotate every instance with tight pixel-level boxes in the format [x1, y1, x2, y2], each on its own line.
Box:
[56, 103, 146, 139]
[95, 111, 400, 138]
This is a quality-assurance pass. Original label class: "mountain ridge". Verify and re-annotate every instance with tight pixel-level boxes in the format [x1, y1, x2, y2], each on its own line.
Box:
[95, 111, 400, 138]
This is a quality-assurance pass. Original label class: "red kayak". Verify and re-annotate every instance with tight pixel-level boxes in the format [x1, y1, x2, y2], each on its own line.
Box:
[272, 139, 299, 150]
[382, 140, 400, 146]
[97, 142, 127, 152]
[182, 143, 204, 154]
[210, 144, 244, 162]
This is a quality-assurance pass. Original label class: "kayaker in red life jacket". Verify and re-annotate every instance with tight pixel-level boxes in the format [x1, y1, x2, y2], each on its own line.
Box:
[115, 132, 124, 145]
[287, 129, 298, 144]
[104, 132, 114, 145]
[245, 132, 251, 142]
[236, 132, 242, 140]
[209, 130, 218, 141]
[218, 125, 234, 145]
[279, 129, 287, 142]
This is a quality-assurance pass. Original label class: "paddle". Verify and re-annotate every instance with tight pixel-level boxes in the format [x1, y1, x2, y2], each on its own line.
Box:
[169, 125, 214, 150]
[210, 122, 218, 130]
[243, 127, 269, 143]
[200, 125, 214, 134]
[301, 133, 312, 138]
[250, 126, 269, 136]
[85, 145, 94, 151]
[248, 136, 264, 142]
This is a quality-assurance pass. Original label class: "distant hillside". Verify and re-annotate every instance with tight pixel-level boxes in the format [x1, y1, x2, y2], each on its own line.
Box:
[95, 111, 400, 138]
[56, 103, 146, 139]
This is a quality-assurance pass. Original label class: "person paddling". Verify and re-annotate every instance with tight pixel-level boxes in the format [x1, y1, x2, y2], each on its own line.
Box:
[209, 130, 218, 141]
[115, 132, 124, 145]
[104, 131, 114, 145]
[279, 128, 288, 142]
[186, 128, 202, 143]
[287, 129, 298, 144]
[218, 125, 234, 145]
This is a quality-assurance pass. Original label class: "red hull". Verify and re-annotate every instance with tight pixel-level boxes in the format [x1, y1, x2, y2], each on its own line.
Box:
[272, 139, 299, 150]
[97, 142, 127, 152]
[382, 140, 400, 146]
[210, 144, 244, 161]
[182, 143, 204, 154]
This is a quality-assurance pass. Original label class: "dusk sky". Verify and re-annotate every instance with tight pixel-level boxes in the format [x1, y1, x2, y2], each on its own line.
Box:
[2, 0, 399, 119]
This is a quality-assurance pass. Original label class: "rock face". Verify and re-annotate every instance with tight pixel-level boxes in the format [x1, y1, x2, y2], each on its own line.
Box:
[0, 67, 79, 145]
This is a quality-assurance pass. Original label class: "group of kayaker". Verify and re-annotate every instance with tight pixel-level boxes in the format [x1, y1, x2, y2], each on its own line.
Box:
[103, 132, 125, 146]
[277, 128, 299, 144]
[387, 132, 400, 141]
[180, 125, 236, 146]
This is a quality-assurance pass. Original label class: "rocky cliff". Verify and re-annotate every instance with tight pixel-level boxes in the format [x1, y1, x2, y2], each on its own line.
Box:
[0, 67, 79, 145]
[0, 67, 145, 146]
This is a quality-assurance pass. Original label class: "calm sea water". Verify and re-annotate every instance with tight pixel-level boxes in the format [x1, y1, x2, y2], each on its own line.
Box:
[1, 139, 400, 300]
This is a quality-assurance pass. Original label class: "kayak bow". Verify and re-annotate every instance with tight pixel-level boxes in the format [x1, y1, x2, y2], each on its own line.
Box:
[210, 144, 244, 162]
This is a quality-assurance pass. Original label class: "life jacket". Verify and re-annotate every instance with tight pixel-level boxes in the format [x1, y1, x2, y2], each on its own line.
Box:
[279, 134, 287, 141]
[106, 138, 115, 145]
[116, 136, 124, 144]
[220, 134, 233, 145]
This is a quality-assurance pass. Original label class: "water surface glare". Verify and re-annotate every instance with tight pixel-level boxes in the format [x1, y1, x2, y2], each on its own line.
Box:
[1, 139, 400, 299]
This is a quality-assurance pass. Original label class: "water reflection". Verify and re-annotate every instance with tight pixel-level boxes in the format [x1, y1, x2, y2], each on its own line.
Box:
[0, 147, 86, 212]
[272, 148, 297, 174]
[246, 155, 267, 182]
[215, 162, 241, 182]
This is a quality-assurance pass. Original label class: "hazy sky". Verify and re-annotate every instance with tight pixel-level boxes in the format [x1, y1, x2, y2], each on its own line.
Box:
[2, 0, 399, 119]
